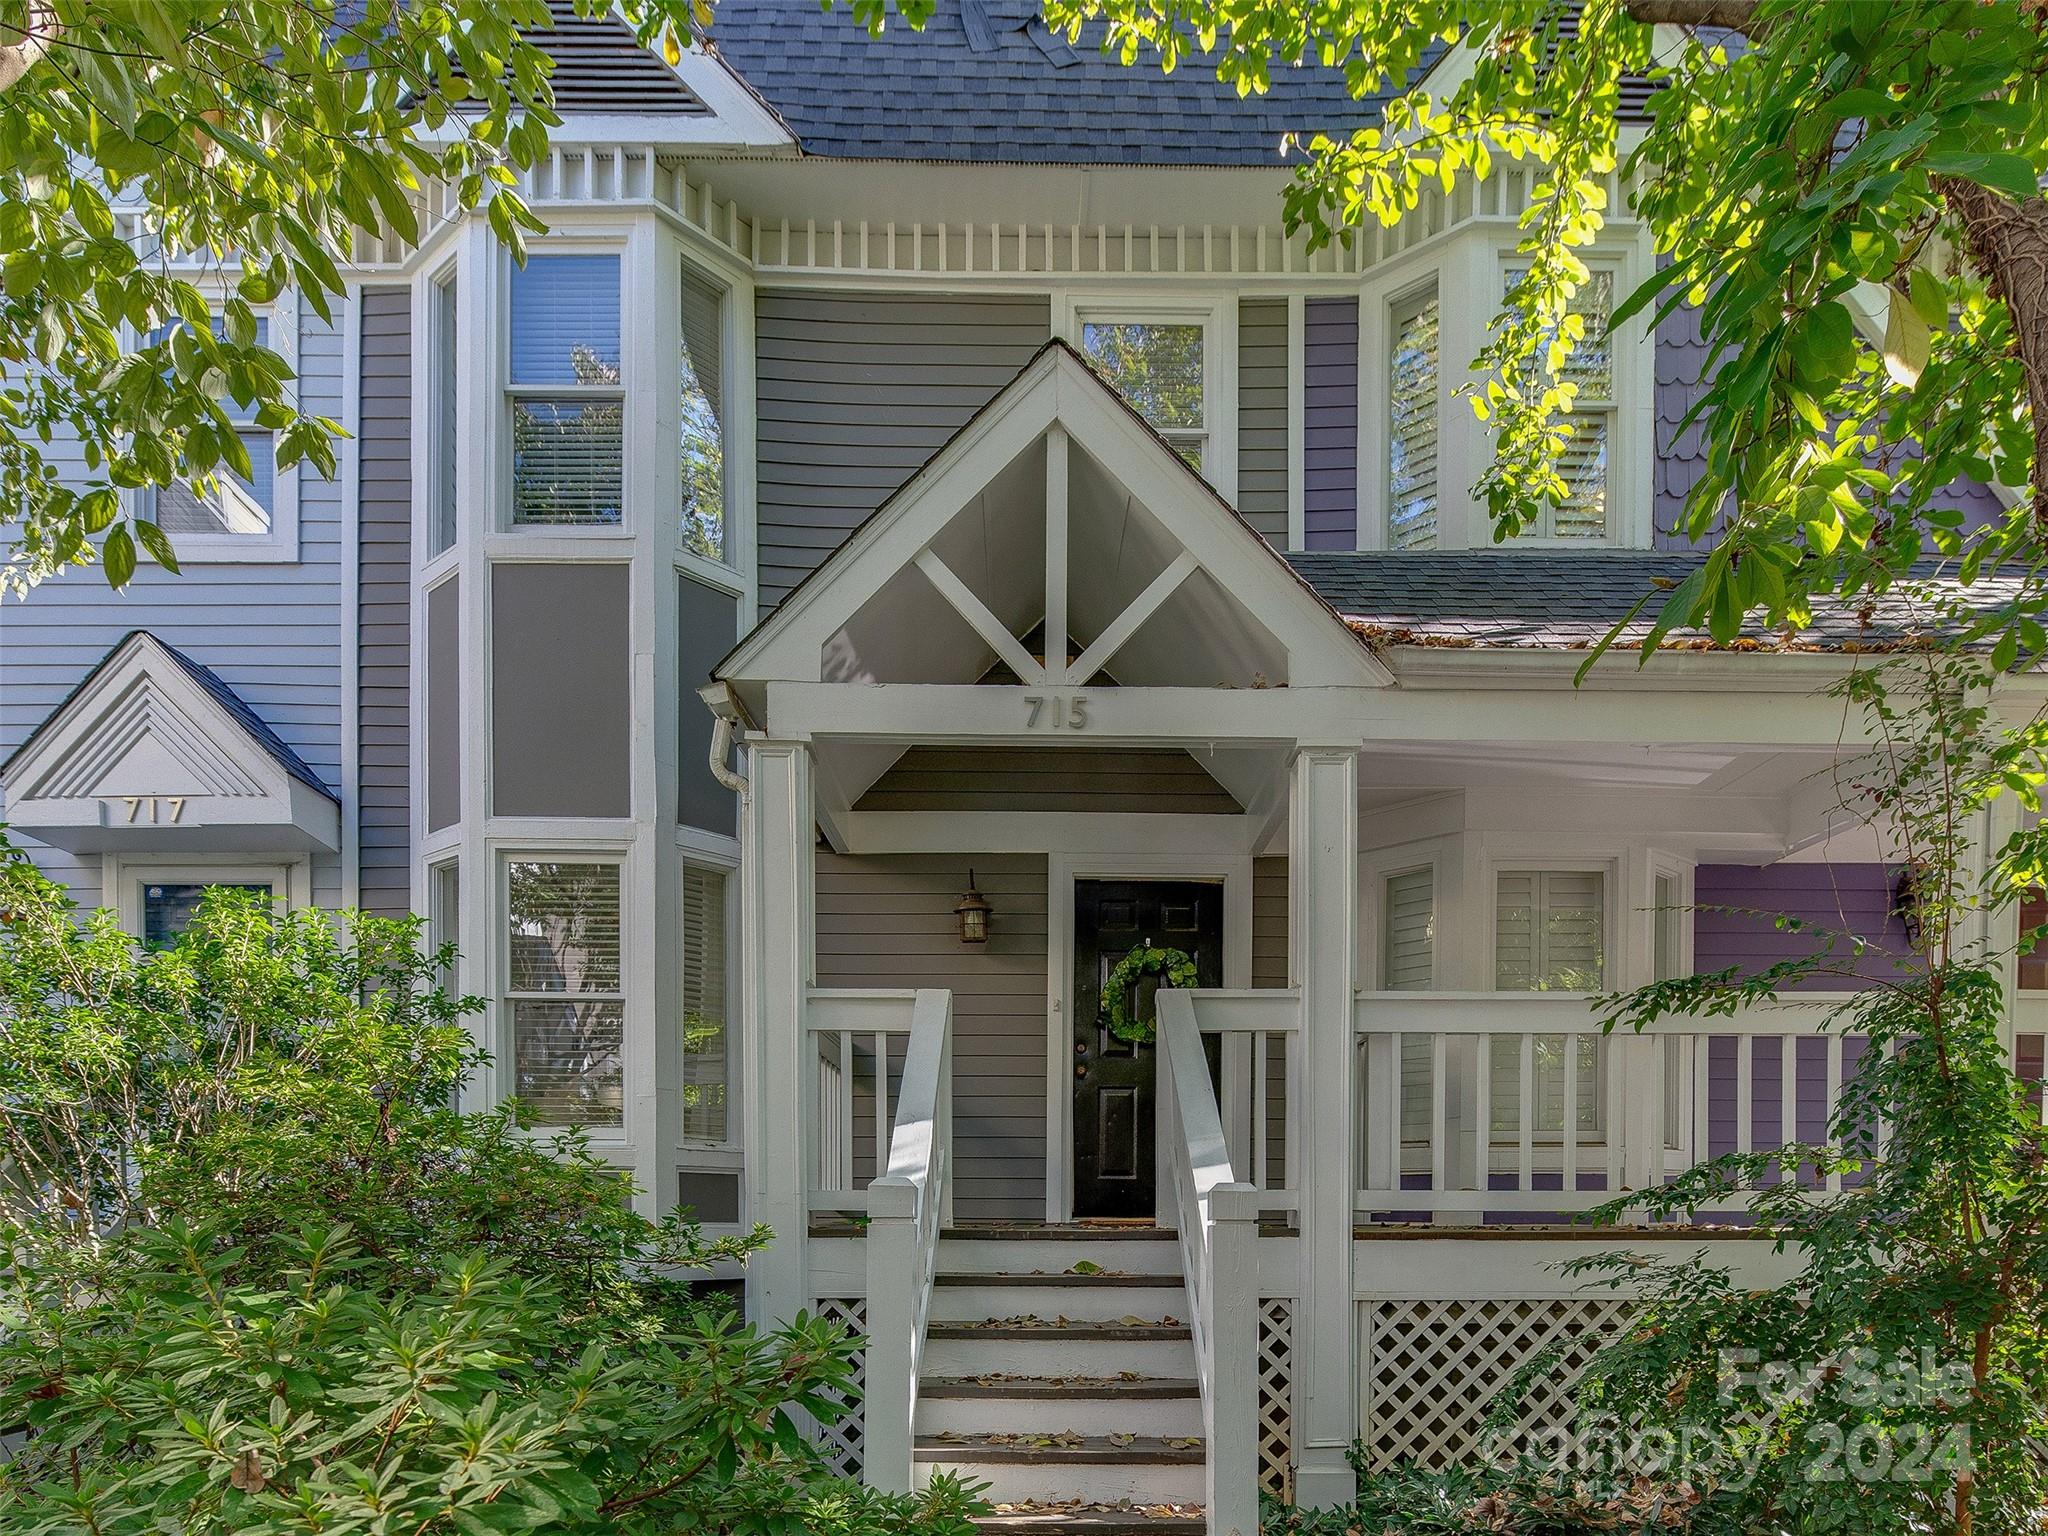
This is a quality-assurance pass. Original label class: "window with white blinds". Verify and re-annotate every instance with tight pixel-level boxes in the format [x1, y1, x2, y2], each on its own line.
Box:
[508, 254, 623, 526]
[1387, 287, 1440, 551]
[679, 265, 726, 563]
[1382, 867, 1435, 989]
[429, 272, 458, 556]
[505, 860, 624, 1127]
[681, 865, 730, 1143]
[1503, 266, 1614, 540]
[1495, 869, 1605, 991]
[153, 315, 276, 537]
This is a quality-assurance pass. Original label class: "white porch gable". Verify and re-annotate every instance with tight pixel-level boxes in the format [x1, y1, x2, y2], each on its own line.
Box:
[720, 340, 1388, 706]
[1, 631, 340, 853]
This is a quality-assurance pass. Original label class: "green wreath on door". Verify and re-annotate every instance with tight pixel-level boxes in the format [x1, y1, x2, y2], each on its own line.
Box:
[1098, 945, 1199, 1046]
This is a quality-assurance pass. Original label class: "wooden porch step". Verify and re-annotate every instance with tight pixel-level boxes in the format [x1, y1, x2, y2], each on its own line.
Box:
[943, 1224, 1180, 1241]
[927, 1322, 1191, 1342]
[924, 1375, 1199, 1400]
[974, 1513, 1205, 1536]
[918, 1435, 1205, 1466]
[935, 1271, 1179, 1288]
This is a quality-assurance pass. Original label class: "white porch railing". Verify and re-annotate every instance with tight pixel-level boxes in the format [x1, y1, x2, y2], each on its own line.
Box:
[1355, 992, 1876, 1219]
[854, 989, 953, 1494]
[806, 988, 929, 1215]
[1157, 990, 1260, 1536]
[1180, 988, 1302, 1220]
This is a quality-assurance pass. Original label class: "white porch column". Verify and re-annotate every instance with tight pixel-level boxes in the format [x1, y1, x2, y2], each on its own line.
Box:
[743, 737, 815, 1327]
[1290, 744, 1360, 1507]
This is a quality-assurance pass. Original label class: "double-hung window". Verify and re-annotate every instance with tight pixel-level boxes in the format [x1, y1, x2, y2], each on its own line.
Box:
[505, 860, 624, 1127]
[680, 864, 731, 1143]
[427, 268, 459, 556]
[1504, 266, 1615, 539]
[679, 264, 727, 563]
[1078, 312, 1209, 469]
[151, 315, 277, 540]
[1386, 286, 1442, 550]
[508, 254, 624, 526]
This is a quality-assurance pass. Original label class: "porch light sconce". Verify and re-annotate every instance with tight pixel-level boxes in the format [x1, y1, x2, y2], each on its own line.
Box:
[955, 873, 992, 945]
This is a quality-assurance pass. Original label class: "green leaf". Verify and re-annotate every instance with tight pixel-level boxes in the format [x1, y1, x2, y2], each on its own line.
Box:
[1907, 267, 1946, 329]
[133, 519, 180, 573]
[102, 524, 137, 589]
[1923, 150, 2041, 201]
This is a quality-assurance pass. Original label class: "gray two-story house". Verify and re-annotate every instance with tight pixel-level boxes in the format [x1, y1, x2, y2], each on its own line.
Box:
[2, 6, 2040, 1532]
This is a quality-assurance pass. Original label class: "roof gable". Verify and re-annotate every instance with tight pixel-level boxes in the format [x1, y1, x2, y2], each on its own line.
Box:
[720, 340, 1388, 706]
[1, 633, 340, 854]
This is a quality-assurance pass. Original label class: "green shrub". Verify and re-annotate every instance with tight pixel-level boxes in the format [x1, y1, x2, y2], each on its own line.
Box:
[0, 841, 984, 1535]
[1262, 1461, 1708, 1535]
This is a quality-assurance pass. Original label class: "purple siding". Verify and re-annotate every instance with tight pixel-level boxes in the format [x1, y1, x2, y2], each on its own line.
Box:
[1653, 297, 2009, 548]
[1303, 296, 1358, 550]
[1693, 862, 1913, 990]
[1653, 296, 1712, 550]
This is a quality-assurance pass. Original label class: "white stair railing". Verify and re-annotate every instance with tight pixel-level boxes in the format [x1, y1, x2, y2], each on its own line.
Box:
[1157, 990, 1260, 1536]
[861, 988, 954, 1494]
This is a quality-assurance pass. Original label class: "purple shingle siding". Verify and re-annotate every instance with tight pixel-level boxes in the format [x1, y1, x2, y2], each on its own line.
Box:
[1693, 862, 1913, 991]
[1303, 297, 1358, 550]
[1653, 296, 1712, 550]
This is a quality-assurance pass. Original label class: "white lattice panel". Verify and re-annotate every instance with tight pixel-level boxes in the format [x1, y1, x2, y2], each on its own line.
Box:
[811, 1297, 868, 1478]
[1257, 1299, 1294, 1499]
[1358, 1297, 1635, 1472]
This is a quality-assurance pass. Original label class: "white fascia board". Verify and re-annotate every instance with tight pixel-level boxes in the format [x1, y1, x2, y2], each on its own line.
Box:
[672, 45, 799, 152]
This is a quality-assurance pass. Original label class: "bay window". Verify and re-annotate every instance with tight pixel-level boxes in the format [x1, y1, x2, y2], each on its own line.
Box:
[427, 268, 459, 556]
[507, 254, 624, 526]
[505, 859, 624, 1127]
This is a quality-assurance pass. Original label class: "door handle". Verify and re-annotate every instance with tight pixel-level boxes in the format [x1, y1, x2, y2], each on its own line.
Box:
[1074, 1061, 1089, 1080]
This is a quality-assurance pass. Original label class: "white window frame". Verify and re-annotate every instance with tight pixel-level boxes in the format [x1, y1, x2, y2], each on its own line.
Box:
[1381, 275, 1445, 553]
[677, 851, 741, 1154]
[1484, 855, 1619, 995]
[1056, 291, 1237, 501]
[498, 850, 630, 1139]
[675, 251, 739, 584]
[423, 257, 462, 562]
[1494, 251, 1639, 546]
[1356, 224, 1653, 550]
[129, 288, 302, 565]
[500, 240, 632, 536]
[104, 853, 308, 938]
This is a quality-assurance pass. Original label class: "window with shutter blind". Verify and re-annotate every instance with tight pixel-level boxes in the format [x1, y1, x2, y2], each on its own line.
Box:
[1382, 867, 1435, 989]
[505, 860, 624, 1127]
[1387, 287, 1440, 550]
[1495, 869, 1605, 991]
[1502, 266, 1614, 539]
[679, 265, 726, 563]
[151, 315, 277, 538]
[508, 254, 624, 526]
[681, 865, 730, 1143]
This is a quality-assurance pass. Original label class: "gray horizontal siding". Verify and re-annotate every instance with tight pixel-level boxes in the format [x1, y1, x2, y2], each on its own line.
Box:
[815, 852, 1048, 1220]
[1303, 296, 1358, 550]
[1237, 298, 1289, 546]
[358, 286, 413, 918]
[755, 291, 1051, 612]
[855, 746, 1241, 814]
[0, 295, 349, 911]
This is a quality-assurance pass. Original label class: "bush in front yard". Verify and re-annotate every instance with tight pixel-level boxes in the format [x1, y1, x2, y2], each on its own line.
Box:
[1262, 1461, 1709, 1535]
[0, 840, 983, 1536]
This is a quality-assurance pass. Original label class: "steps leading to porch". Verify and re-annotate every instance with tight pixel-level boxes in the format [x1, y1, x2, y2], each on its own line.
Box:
[915, 1229, 1205, 1516]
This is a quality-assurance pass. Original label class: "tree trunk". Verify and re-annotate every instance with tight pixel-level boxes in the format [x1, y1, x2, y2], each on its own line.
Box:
[1940, 176, 2048, 535]
[0, 3, 57, 94]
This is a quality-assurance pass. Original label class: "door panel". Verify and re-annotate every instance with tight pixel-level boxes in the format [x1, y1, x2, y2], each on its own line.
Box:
[1072, 879, 1224, 1219]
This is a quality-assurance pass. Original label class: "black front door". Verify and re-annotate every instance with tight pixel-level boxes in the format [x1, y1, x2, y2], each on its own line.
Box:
[1072, 879, 1224, 1219]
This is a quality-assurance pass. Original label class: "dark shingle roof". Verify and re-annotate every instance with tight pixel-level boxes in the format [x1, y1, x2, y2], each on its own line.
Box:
[1286, 552, 2025, 652]
[707, 0, 1436, 165]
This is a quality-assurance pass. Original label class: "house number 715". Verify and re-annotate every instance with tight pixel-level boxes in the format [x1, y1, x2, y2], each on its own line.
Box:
[1023, 694, 1089, 730]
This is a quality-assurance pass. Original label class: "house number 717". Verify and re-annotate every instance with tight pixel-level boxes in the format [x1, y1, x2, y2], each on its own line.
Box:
[1023, 694, 1089, 730]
